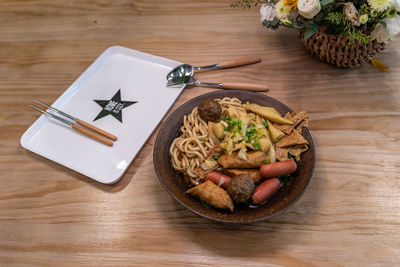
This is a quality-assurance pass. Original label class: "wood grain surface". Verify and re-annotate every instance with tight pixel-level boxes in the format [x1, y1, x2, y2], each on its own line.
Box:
[1, 0, 400, 266]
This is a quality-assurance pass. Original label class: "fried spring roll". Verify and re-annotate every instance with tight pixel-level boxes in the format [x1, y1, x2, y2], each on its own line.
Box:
[186, 180, 234, 212]
[218, 151, 267, 169]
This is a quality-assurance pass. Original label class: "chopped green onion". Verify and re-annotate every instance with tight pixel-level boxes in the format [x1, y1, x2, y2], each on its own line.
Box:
[189, 162, 193, 168]
[251, 123, 256, 127]
[213, 155, 220, 160]
[219, 138, 223, 142]
[274, 139, 278, 143]
[200, 137, 206, 141]
[254, 142, 260, 151]
[263, 159, 269, 164]
[262, 121, 268, 127]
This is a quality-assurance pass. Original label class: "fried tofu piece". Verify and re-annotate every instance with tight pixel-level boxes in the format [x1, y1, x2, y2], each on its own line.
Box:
[284, 112, 293, 120]
[274, 112, 294, 135]
[186, 180, 234, 212]
[218, 151, 267, 169]
[277, 129, 309, 148]
[274, 111, 309, 135]
[268, 121, 285, 141]
[275, 146, 289, 162]
[292, 111, 308, 127]
[224, 168, 262, 184]
[295, 119, 309, 134]
[288, 145, 309, 161]
[274, 123, 293, 135]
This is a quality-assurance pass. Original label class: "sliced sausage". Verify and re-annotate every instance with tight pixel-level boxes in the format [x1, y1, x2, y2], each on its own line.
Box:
[259, 159, 297, 178]
[251, 178, 281, 205]
[206, 171, 232, 188]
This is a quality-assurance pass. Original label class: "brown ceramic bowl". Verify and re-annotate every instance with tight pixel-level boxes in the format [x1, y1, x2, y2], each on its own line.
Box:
[153, 90, 315, 223]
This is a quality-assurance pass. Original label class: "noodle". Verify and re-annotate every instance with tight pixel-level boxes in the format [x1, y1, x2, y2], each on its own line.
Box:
[169, 107, 214, 182]
[169, 97, 243, 184]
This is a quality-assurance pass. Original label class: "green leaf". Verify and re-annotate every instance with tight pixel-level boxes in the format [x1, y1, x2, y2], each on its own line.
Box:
[262, 19, 272, 27]
[303, 26, 318, 40]
[303, 20, 317, 27]
[320, 0, 334, 6]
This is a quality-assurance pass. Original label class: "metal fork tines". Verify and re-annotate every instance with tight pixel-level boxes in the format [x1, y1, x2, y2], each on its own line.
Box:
[167, 76, 220, 88]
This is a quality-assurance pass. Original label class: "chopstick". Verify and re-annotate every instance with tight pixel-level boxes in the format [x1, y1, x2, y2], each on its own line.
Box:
[34, 99, 117, 141]
[29, 104, 114, 147]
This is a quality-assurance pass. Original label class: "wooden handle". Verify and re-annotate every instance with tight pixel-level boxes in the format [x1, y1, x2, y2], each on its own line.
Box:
[72, 124, 113, 146]
[218, 56, 261, 69]
[76, 119, 117, 141]
[220, 82, 269, 92]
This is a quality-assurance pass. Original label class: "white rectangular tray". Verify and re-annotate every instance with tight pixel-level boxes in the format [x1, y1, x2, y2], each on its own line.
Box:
[21, 46, 185, 184]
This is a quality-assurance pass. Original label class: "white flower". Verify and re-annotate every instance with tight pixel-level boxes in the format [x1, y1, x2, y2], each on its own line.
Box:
[297, 0, 321, 19]
[371, 15, 400, 43]
[395, 0, 400, 10]
[275, 0, 290, 19]
[368, 0, 394, 12]
[260, 4, 277, 22]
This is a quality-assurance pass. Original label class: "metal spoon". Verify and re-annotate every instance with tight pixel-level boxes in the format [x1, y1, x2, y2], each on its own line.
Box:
[166, 56, 262, 81]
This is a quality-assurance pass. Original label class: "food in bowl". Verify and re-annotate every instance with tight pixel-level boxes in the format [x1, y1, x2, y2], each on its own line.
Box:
[169, 97, 309, 212]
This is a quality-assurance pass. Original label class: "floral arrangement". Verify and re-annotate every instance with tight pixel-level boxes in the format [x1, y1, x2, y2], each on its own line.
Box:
[232, 0, 400, 44]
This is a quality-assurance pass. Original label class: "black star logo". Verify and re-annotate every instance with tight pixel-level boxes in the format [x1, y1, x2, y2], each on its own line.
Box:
[93, 89, 137, 123]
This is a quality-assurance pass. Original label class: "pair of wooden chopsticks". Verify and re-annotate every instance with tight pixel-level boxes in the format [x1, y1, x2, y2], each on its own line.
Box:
[30, 100, 117, 146]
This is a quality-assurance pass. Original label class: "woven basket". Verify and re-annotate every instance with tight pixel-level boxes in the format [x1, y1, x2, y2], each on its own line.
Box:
[300, 27, 386, 68]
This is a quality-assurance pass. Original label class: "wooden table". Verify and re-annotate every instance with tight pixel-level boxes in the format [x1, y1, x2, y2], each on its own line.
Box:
[1, 0, 400, 266]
